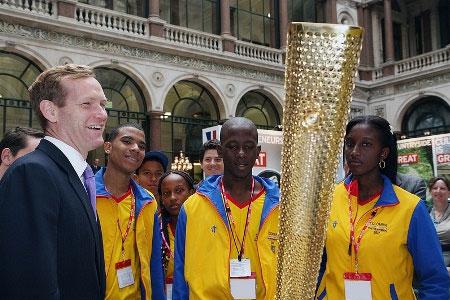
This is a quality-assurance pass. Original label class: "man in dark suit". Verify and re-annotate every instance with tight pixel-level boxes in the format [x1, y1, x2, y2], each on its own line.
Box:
[0, 64, 107, 299]
[396, 173, 427, 200]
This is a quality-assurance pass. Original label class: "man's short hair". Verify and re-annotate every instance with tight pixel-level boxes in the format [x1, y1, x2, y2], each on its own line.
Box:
[0, 127, 44, 164]
[106, 122, 144, 142]
[28, 64, 95, 130]
[200, 139, 222, 161]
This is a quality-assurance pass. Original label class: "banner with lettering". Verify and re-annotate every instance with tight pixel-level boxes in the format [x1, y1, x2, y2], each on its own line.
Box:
[433, 134, 450, 181]
[397, 136, 434, 180]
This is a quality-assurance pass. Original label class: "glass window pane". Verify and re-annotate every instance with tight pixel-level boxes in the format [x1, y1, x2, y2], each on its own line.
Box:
[239, 10, 251, 41]
[188, 0, 202, 31]
[239, 0, 250, 10]
[160, 0, 170, 22]
[252, 0, 263, 14]
[203, 0, 213, 33]
[230, 7, 238, 36]
[264, 17, 273, 47]
[236, 91, 280, 128]
[264, 0, 273, 16]
[252, 15, 263, 44]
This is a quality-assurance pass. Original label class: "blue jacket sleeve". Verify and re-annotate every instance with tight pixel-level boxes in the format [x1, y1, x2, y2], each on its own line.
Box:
[173, 206, 189, 300]
[407, 201, 450, 300]
[150, 211, 166, 300]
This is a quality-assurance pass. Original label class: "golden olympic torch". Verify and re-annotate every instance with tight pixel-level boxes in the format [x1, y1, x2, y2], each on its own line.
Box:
[276, 23, 363, 299]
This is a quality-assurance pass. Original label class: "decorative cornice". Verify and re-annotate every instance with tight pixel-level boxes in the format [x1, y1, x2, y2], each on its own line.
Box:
[395, 73, 450, 94]
[0, 20, 284, 84]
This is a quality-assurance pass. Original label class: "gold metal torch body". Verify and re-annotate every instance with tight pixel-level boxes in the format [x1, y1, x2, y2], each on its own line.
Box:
[276, 23, 363, 299]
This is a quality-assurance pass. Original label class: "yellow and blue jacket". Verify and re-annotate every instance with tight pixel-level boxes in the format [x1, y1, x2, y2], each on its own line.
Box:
[95, 168, 166, 300]
[317, 174, 449, 300]
[173, 175, 280, 300]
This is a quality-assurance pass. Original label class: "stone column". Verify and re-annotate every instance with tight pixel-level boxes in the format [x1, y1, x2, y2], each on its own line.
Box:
[57, 0, 77, 18]
[148, 111, 163, 150]
[357, 3, 375, 81]
[148, 0, 164, 37]
[327, 0, 337, 23]
[382, 0, 395, 75]
[279, 0, 288, 49]
[220, 0, 235, 52]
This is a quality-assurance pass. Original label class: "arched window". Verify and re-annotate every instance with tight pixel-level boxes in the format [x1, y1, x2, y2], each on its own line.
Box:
[230, 0, 276, 47]
[0, 51, 42, 135]
[160, 0, 220, 34]
[236, 90, 280, 129]
[78, 0, 147, 17]
[401, 96, 450, 137]
[162, 80, 219, 162]
[92, 67, 148, 163]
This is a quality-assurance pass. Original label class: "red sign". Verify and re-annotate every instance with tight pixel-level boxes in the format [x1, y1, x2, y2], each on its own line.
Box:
[398, 154, 419, 164]
[437, 153, 450, 164]
[255, 152, 267, 167]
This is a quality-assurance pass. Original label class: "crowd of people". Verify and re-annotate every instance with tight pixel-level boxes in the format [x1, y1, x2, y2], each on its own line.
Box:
[0, 64, 449, 299]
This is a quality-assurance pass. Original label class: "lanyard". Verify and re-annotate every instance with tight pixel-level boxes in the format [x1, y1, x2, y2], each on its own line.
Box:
[160, 219, 173, 258]
[116, 192, 135, 260]
[221, 178, 255, 261]
[347, 181, 380, 273]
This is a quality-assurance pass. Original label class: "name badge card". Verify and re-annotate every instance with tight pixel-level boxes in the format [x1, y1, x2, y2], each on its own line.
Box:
[344, 272, 372, 300]
[116, 259, 135, 289]
[230, 258, 251, 278]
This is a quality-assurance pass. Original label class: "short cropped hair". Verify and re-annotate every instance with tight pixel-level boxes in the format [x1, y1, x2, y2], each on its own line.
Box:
[200, 139, 222, 161]
[428, 177, 450, 191]
[29, 64, 95, 130]
[0, 127, 44, 163]
[107, 122, 144, 142]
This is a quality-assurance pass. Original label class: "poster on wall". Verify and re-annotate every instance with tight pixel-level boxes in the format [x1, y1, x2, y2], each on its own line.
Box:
[202, 126, 283, 187]
[397, 137, 434, 180]
[433, 134, 450, 181]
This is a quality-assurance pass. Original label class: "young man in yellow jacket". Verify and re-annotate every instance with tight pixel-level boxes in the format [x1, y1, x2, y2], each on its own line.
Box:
[95, 123, 165, 300]
[173, 117, 280, 299]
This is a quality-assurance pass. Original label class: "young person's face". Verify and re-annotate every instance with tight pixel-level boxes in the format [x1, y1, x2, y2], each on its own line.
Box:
[221, 125, 260, 179]
[104, 126, 146, 175]
[201, 149, 224, 177]
[160, 173, 193, 217]
[344, 123, 388, 179]
[136, 160, 164, 196]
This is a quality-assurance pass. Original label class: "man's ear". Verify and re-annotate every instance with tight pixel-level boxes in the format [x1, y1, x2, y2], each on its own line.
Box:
[40, 100, 58, 123]
[1, 148, 14, 166]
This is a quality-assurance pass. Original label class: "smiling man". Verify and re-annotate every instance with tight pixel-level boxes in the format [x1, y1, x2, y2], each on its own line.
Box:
[95, 123, 165, 300]
[173, 117, 280, 299]
[0, 64, 107, 299]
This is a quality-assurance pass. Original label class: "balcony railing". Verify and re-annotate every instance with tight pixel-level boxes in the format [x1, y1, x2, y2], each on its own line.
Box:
[163, 24, 222, 52]
[396, 47, 450, 74]
[75, 3, 147, 36]
[0, 0, 56, 16]
[235, 40, 283, 65]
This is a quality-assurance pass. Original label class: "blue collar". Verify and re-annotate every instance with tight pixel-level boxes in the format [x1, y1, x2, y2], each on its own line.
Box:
[344, 174, 399, 207]
[197, 175, 280, 229]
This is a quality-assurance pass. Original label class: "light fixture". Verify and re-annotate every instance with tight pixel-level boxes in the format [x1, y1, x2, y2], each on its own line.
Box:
[171, 151, 193, 171]
[423, 130, 431, 136]
[160, 112, 172, 119]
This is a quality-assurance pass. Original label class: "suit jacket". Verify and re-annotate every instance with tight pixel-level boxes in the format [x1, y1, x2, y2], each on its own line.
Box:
[0, 139, 106, 299]
[396, 173, 427, 200]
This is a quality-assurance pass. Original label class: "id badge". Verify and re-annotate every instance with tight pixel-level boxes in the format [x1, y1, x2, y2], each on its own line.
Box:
[344, 272, 372, 300]
[116, 259, 135, 289]
[230, 258, 251, 278]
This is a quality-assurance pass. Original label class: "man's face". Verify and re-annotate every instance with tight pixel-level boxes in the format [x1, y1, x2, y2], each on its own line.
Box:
[14, 136, 41, 161]
[221, 126, 260, 179]
[201, 149, 224, 177]
[49, 77, 107, 158]
[104, 126, 146, 175]
[136, 160, 165, 197]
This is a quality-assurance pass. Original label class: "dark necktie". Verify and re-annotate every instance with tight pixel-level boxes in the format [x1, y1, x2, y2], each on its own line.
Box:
[83, 165, 97, 219]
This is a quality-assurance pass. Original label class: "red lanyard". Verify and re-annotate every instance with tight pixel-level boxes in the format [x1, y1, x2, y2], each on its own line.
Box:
[347, 181, 380, 273]
[116, 192, 135, 259]
[221, 178, 255, 261]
